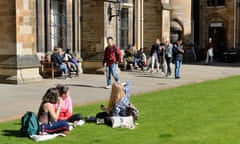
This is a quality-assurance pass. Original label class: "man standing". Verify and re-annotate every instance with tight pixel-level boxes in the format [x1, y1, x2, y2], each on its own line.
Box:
[103, 37, 122, 89]
[205, 37, 214, 64]
[165, 39, 173, 77]
[173, 39, 184, 79]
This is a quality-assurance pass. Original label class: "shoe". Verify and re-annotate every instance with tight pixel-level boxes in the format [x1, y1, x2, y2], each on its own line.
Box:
[76, 120, 85, 126]
[65, 77, 71, 80]
[175, 76, 181, 79]
[105, 85, 111, 89]
[117, 80, 121, 83]
[86, 116, 96, 122]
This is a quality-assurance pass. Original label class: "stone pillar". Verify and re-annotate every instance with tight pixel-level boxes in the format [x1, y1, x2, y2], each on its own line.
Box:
[66, 0, 73, 50]
[0, 0, 42, 84]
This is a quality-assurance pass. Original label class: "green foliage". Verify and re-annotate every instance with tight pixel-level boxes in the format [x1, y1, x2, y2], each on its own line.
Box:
[1, 76, 240, 143]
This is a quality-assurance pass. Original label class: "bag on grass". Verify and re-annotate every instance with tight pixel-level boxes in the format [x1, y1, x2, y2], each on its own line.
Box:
[110, 116, 135, 129]
[126, 103, 139, 121]
[20, 111, 40, 137]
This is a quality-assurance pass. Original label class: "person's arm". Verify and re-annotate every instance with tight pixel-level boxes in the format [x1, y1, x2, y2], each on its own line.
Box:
[45, 102, 61, 121]
[177, 46, 184, 53]
[122, 81, 131, 99]
[116, 47, 122, 63]
[64, 96, 73, 119]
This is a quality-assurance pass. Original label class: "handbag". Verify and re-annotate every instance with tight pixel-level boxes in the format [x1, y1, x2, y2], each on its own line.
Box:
[126, 103, 139, 121]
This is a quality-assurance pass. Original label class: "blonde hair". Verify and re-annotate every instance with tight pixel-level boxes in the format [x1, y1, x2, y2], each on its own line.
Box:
[107, 83, 125, 111]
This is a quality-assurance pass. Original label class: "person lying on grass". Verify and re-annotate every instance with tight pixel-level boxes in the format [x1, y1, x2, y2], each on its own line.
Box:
[37, 88, 69, 135]
[96, 81, 131, 126]
[53, 84, 85, 126]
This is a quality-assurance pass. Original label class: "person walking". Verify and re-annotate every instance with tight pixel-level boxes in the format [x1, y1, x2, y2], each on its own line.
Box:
[165, 39, 173, 76]
[103, 37, 122, 89]
[149, 38, 161, 73]
[205, 37, 214, 64]
[173, 39, 184, 79]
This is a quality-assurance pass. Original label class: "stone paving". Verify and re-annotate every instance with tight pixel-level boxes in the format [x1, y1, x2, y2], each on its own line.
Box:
[0, 63, 239, 122]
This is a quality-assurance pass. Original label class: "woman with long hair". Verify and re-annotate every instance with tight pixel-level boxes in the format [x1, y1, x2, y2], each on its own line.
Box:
[38, 88, 69, 134]
[96, 81, 131, 126]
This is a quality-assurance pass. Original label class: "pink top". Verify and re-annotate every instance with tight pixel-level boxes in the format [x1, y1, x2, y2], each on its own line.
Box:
[53, 96, 73, 120]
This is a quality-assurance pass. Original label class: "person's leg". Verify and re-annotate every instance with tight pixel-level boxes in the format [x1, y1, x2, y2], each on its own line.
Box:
[67, 114, 82, 123]
[151, 56, 155, 71]
[205, 53, 209, 64]
[175, 60, 180, 78]
[156, 56, 160, 72]
[166, 57, 171, 75]
[40, 120, 69, 134]
[105, 66, 111, 86]
[110, 63, 119, 82]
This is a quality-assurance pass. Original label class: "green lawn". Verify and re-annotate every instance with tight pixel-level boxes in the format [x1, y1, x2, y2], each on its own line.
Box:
[1, 76, 240, 144]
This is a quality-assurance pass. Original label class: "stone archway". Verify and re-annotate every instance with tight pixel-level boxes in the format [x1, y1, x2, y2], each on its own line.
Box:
[205, 13, 228, 60]
[170, 19, 184, 43]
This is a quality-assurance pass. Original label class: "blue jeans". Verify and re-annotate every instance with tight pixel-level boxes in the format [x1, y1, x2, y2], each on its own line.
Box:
[175, 60, 182, 78]
[106, 63, 119, 86]
[40, 120, 69, 134]
[59, 64, 68, 74]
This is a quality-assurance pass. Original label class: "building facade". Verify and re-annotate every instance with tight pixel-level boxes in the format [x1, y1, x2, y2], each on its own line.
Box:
[0, 0, 195, 84]
[195, 0, 240, 60]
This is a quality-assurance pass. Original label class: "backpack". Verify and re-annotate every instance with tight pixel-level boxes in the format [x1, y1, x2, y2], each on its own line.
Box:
[20, 111, 40, 137]
[126, 103, 139, 121]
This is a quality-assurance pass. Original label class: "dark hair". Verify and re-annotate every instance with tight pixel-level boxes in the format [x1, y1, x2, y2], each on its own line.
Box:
[66, 48, 71, 53]
[42, 88, 58, 104]
[107, 36, 113, 41]
[56, 84, 69, 95]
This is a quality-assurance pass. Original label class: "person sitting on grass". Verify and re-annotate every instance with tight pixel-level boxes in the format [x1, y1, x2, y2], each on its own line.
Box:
[37, 88, 69, 134]
[53, 84, 84, 126]
[96, 81, 131, 126]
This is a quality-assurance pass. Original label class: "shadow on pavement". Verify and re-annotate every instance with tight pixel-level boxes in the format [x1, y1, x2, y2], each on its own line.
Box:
[68, 84, 105, 89]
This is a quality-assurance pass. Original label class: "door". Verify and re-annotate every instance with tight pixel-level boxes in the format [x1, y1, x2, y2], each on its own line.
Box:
[208, 26, 226, 59]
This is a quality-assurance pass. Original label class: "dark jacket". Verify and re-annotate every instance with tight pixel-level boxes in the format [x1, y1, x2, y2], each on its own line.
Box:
[173, 44, 184, 61]
[103, 45, 122, 66]
[150, 44, 161, 57]
[51, 53, 63, 67]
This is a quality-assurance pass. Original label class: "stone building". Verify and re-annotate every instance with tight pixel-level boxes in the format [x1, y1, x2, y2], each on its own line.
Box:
[0, 0, 195, 84]
[195, 0, 240, 60]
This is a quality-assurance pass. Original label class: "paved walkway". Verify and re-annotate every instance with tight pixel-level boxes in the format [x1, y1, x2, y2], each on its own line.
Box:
[0, 63, 239, 122]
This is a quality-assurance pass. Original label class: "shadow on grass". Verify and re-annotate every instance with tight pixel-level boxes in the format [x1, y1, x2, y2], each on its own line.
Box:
[68, 84, 105, 89]
[2, 130, 23, 138]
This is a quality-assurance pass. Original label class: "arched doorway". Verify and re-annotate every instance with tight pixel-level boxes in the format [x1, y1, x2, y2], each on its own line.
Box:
[170, 19, 184, 43]
[206, 14, 227, 60]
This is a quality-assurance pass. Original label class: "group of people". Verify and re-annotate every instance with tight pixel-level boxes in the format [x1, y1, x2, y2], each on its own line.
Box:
[49, 47, 79, 80]
[148, 38, 184, 79]
[37, 81, 134, 135]
[102, 37, 185, 89]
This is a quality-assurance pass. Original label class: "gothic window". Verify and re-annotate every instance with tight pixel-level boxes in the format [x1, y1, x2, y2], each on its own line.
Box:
[207, 0, 225, 7]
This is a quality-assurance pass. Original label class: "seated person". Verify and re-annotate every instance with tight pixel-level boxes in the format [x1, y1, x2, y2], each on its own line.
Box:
[96, 81, 131, 126]
[37, 88, 69, 134]
[137, 48, 147, 70]
[63, 48, 79, 76]
[51, 47, 71, 79]
[53, 85, 84, 126]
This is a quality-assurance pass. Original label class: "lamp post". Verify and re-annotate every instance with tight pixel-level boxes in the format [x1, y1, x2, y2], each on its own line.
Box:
[105, 0, 122, 22]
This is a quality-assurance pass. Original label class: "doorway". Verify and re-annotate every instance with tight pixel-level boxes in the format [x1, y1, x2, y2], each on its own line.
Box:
[208, 25, 226, 60]
[118, 8, 129, 50]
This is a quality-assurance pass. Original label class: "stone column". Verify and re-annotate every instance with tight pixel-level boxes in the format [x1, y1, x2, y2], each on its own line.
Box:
[66, 0, 73, 50]
[0, 0, 42, 84]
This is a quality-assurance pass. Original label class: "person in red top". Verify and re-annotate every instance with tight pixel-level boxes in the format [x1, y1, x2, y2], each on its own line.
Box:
[103, 37, 122, 89]
[205, 37, 215, 64]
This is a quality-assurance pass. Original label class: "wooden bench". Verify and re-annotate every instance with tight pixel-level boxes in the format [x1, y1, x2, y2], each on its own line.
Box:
[40, 55, 62, 79]
[40, 55, 80, 79]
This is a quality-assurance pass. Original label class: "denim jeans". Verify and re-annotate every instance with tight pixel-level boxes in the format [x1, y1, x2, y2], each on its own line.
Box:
[59, 64, 68, 75]
[175, 60, 182, 78]
[106, 63, 119, 86]
[40, 120, 69, 134]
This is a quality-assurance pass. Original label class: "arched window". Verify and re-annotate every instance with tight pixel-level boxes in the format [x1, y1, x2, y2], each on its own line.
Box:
[207, 0, 225, 7]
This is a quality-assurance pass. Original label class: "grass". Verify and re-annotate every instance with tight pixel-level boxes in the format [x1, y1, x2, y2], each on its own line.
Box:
[1, 75, 240, 143]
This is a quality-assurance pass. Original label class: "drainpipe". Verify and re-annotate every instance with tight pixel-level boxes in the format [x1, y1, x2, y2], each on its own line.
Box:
[141, 0, 144, 49]
[234, 0, 236, 49]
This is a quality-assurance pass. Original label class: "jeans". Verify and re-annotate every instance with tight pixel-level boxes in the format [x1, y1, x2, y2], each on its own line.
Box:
[106, 63, 119, 86]
[59, 64, 68, 75]
[40, 120, 69, 134]
[151, 53, 159, 71]
[175, 60, 182, 78]
[166, 56, 172, 75]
